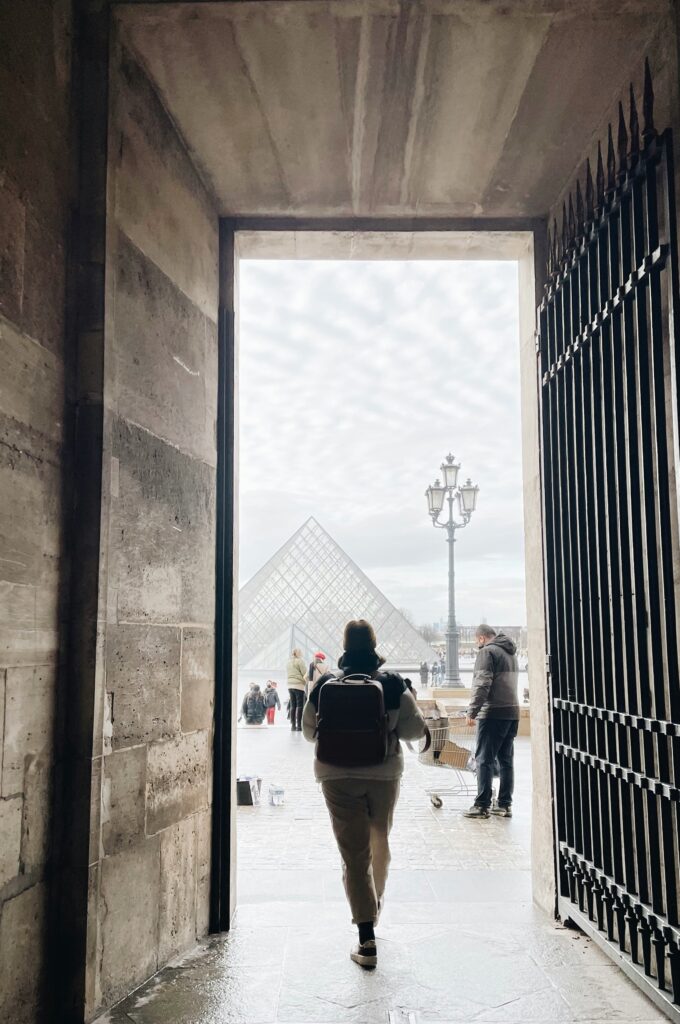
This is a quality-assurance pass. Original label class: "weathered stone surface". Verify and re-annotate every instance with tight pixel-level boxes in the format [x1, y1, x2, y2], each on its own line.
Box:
[0, 315, 64, 443]
[181, 628, 214, 733]
[110, 418, 216, 625]
[20, 754, 51, 874]
[114, 49, 218, 320]
[146, 731, 209, 835]
[1, 666, 55, 797]
[0, 184, 26, 323]
[158, 816, 197, 963]
[99, 839, 160, 1007]
[105, 624, 181, 750]
[112, 234, 217, 466]
[101, 746, 147, 855]
[0, 883, 46, 1024]
[0, 411, 62, 597]
[0, 794, 22, 886]
[195, 808, 211, 938]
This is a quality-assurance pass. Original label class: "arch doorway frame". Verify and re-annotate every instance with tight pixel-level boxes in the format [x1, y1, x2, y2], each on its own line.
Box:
[209, 216, 554, 932]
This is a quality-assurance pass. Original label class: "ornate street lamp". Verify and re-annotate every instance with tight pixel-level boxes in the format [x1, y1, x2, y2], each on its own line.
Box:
[425, 454, 479, 687]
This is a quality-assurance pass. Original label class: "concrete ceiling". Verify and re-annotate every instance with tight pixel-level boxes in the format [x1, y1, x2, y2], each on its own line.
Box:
[120, 0, 669, 219]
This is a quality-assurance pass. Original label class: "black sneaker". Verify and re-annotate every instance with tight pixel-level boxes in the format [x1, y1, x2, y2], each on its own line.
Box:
[463, 805, 490, 819]
[490, 802, 512, 817]
[350, 939, 377, 968]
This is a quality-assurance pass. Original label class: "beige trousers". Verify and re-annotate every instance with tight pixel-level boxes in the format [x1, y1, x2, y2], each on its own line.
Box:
[321, 777, 401, 924]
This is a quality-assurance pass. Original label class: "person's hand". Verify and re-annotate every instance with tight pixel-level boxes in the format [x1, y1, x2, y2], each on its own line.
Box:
[466, 717, 475, 728]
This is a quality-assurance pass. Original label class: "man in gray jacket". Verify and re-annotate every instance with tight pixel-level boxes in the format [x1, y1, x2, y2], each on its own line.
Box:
[464, 624, 520, 819]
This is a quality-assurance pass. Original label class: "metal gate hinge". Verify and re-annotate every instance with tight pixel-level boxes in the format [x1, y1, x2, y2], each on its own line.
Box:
[545, 654, 552, 674]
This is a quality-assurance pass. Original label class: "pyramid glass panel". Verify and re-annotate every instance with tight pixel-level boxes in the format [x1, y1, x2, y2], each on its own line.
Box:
[239, 518, 434, 671]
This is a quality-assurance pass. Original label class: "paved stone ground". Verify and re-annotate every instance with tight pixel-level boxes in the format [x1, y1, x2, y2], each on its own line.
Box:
[98, 718, 666, 1024]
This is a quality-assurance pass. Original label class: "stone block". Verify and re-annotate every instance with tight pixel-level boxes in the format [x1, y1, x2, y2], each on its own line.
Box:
[146, 730, 209, 834]
[158, 816, 197, 963]
[0, 316, 64, 444]
[2, 665, 55, 796]
[0, 794, 22, 886]
[21, 213, 66, 355]
[102, 745, 147, 855]
[0, 882, 46, 1024]
[20, 753, 51, 874]
[105, 623, 181, 750]
[113, 234, 217, 465]
[110, 417, 216, 625]
[114, 49, 218, 321]
[0, 181, 26, 323]
[181, 627, 214, 733]
[99, 839, 160, 1007]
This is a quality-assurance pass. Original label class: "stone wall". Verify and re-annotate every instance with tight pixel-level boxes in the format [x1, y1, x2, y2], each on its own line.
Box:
[84, 34, 219, 1018]
[0, 3, 72, 1022]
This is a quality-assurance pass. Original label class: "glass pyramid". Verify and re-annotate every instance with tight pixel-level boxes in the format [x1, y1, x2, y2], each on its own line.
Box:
[238, 517, 434, 671]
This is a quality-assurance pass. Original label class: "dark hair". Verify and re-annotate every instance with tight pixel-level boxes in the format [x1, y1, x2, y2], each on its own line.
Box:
[476, 623, 496, 639]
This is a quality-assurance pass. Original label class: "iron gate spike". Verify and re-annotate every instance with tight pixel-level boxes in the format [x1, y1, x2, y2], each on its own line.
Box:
[585, 158, 594, 222]
[576, 179, 584, 234]
[629, 83, 640, 161]
[561, 202, 568, 257]
[617, 100, 628, 180]
[607, 123, 616, 194]
[596, 141, 605, 210]
[643, 57, 655, 143]
[568, 193, 576, 244]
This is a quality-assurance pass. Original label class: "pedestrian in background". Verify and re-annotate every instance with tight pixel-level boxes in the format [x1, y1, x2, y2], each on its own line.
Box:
[264, 680, 281, 724]
[241, 684, 266, 725]
[307, 651, 327, 692]
[464, 624, 520, 819]
[419, 660, 429, 688]
[286, 647, 307, 731]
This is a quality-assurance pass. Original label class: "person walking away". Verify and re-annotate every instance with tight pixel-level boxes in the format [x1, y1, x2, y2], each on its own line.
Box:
[241, 683, 266, 725]
[464, 624, 520, 818]
[286, 647, 307, 731]
[419, 660, 428, 688]
[307, 651, 327, 693]
[264, 680, 281, 724]
[303, 619, 426, 969]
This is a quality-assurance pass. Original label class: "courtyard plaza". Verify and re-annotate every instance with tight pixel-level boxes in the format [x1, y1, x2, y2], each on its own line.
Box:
[97, 717, 664, 1024]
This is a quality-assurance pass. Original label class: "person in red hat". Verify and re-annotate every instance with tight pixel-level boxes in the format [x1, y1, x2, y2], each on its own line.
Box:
[307, 651, 327, 693]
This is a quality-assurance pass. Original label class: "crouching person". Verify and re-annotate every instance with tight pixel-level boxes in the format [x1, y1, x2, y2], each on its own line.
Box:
[302, 619, 426, 969]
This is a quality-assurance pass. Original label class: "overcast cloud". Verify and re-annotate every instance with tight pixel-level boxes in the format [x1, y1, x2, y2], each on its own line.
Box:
[238, 259, 526, 628]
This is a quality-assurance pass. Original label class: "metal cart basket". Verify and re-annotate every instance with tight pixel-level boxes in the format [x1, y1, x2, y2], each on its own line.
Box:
[416, 712, 477, 807]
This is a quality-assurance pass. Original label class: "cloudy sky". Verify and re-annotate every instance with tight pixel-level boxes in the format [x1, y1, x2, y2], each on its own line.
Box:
[237, 259, 526, 628]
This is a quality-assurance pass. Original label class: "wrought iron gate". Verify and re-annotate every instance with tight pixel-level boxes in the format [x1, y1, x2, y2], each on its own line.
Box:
[538, 62, 680, 1017]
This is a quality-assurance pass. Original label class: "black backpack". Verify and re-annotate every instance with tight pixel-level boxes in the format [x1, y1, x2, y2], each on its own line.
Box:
[315, 673, 389, 767]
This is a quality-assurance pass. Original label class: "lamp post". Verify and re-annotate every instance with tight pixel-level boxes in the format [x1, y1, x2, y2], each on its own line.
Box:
[425, 454, 479, 687]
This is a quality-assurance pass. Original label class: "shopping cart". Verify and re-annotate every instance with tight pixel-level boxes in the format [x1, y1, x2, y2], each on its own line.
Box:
[415, 711, 477, 808]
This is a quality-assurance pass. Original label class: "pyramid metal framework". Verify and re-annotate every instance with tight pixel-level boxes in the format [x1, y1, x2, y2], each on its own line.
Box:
[238, 518, 434, 671]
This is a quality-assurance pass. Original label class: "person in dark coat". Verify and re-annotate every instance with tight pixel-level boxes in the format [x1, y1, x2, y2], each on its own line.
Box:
[464, 624, 520, 818]
[419, 661, 429, 687]
[241, 684, 266, 725]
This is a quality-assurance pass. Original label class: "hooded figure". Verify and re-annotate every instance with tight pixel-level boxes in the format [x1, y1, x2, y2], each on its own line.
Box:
[464, 626, 520, 820]
[467, 631, 520, 721]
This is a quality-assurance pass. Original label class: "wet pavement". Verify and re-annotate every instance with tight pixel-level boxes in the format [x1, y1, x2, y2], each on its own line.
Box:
[97, 718, 665, 1023]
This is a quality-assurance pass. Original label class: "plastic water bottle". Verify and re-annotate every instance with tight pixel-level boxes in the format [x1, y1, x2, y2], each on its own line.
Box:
[268, 782, 284, 806]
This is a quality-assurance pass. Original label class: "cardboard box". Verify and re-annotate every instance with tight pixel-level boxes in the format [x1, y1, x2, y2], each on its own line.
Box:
[438, 740, 472, 769]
